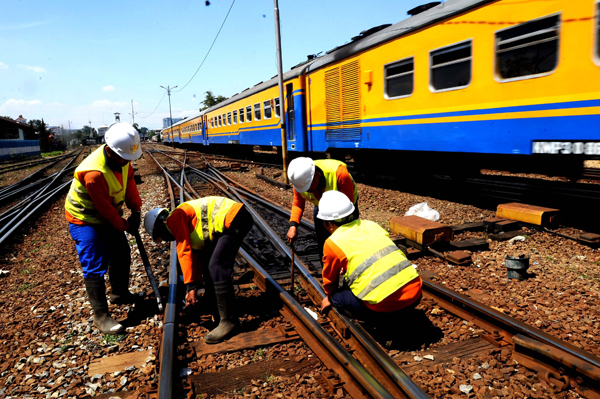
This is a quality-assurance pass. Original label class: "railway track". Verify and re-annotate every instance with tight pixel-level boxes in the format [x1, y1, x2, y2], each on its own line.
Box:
[0, 148, 86, 248]
[146, 148, 600, 398]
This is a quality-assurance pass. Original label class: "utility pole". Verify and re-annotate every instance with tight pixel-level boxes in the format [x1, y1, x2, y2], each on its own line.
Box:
[129, 100, 138, 125]
[273, 0, 289, 183]
[67, 120, 73, 147]
[160, 85, 177, 149]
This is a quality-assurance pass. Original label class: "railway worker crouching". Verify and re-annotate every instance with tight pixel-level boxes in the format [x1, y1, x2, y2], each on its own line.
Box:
[317, 191, 422, 321]
[286, 157, 359, 261]
[144, 196, 253, 344]
[65, 123, 143, 334]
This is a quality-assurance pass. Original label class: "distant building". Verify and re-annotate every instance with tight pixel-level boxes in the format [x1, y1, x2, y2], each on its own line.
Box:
[15, 115, 27, 124]
[97, 125, 109, 138]
[163, 117, 183, 128]
[0, 116, 40, 160]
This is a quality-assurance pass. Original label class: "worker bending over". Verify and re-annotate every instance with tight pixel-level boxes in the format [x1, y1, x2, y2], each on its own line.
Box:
[65, 123, 143, 334]
[144, 197, 253, 344]
[286, 157, 358, 261]
[317, 191, 422, 320]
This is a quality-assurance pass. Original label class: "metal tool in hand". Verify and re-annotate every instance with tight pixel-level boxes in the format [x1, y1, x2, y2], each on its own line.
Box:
[134, 232, 164, 312]
[289, 246, 296, 294]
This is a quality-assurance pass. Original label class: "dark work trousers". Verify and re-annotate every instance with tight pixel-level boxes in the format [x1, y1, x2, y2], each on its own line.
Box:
[202, 206, 254, 284]
[313, 198, 359, 263]
[330, 280, 421, 321]
[69, 222, 131, 279]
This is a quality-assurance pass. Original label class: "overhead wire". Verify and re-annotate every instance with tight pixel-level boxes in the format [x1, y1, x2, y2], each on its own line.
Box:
[174, 0, 236, 93]
[138, 90, 167, 119]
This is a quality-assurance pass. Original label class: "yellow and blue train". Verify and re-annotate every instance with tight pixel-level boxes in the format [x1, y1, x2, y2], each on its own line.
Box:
[163, 0, 600, 174]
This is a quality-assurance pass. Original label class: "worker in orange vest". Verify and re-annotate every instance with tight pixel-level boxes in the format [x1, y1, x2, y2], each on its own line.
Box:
[65, 123, 142, 334]
[286, 157, 358, 261]
[144, 197, 253, 343]
[317, 191, 422, 320]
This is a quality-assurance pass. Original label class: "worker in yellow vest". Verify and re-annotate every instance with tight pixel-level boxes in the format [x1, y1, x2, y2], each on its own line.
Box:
[286, 157, 359, 261]
[317, 191, 422, 320]
[65, 123, 143, 334]
[144, 196, 253, 344]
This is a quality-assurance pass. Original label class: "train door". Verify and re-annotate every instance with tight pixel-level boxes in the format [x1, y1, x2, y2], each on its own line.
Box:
[286, 83, 296, 143]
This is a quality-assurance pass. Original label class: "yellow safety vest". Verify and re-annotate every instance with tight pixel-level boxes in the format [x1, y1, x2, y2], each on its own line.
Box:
[65, 145, 129, 224]
[299, 159, 358, 206]
[169, 197, 238, 250]
[329, 219, 419, 304]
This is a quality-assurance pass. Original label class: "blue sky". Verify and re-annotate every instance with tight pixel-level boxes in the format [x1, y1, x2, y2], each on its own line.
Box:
[1, 0, 429, 130]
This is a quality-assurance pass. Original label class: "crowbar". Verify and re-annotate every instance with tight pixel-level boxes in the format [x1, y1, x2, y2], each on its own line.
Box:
[289, 246, 295, 294]
[134, 232, 164, 312]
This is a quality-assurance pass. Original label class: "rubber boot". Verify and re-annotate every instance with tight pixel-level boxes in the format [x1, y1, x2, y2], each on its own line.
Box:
[84, 277, 124, 334]
[204, 281, 239, 344]
[108, 263, 139, 305]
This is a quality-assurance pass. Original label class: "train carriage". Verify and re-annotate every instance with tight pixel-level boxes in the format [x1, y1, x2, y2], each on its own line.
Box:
[164, 0, 600, 175]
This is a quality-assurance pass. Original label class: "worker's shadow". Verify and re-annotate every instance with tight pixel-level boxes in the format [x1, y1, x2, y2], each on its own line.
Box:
[360, 307, 444, 352]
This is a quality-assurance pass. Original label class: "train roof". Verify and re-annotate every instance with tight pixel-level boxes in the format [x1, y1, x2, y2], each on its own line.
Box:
[204, 0, 494, 114]
[162, 112, 204, 131]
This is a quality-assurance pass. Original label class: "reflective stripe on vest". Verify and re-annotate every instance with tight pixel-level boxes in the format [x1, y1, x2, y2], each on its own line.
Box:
[330, 219, 419, 305]
[64, 145, 128, 224]
[300, 159, 358, 206]
[172, 197, 237, 250]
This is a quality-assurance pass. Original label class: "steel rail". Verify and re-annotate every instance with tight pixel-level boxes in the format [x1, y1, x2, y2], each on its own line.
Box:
[239, 247, 395, 399]
[187, 161, 429, 399]
[0, 155, 69, 196]
[421, 278, 600, 373]
[0, 181, 71, 247]
[0, 150, 75, 174]
[0, 149, 82, 245]
[0, 165, 78, 209]
[147, 150, 180, 399]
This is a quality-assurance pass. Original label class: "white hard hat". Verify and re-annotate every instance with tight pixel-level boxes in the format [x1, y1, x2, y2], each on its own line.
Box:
[144, 207, 169, 239]
[317, 190, 355, 221]
[105, 123, 142, 161]
[288, 157, 315, 193]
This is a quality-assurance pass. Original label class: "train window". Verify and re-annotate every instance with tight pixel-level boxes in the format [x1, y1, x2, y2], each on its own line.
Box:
[384, 57, 414, 98]
[274, 98, 281, 117]
[223, 114, 226, 125]
[233, 110, 238, 124]
[254, 103, 261, 121]
[430, 41, 471, 91]
[239, 108, 245, 123]
[227, 112, 232, 125]
[211, 118, 214, 128]
[263, 100, 272, 119]
[218, 115, 222, 127]
[246, 105, 252, 122]
[495, 14, 559, 80]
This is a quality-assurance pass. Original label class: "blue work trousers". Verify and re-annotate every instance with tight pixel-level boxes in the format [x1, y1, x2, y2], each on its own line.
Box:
[69, 223, 131, 279]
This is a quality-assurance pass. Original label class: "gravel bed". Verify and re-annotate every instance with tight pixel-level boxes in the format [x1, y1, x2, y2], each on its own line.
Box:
[2, 145, 598, 398]
[0, 150, 171, 398]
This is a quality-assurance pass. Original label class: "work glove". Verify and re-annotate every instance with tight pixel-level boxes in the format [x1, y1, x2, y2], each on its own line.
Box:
[126, 211, 141, 235]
